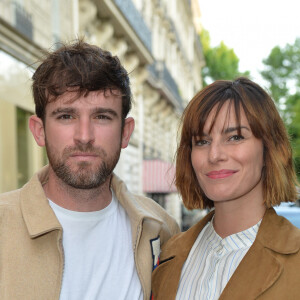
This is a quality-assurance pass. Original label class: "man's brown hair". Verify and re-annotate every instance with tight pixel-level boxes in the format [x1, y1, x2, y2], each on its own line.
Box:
[32, 39, 132, 122]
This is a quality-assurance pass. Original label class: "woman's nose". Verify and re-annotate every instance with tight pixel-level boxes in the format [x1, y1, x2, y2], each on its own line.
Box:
[208, 141, 227, 163]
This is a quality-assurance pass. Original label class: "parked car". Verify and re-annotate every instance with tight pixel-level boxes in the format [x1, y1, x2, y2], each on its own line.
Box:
[274, 202, 300, 229]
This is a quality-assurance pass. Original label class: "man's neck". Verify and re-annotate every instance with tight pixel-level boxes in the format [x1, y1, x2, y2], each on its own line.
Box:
[43, 172, 113, 212]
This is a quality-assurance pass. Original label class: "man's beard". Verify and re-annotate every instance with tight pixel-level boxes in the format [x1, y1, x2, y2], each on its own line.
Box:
[45, 140, 121, 189]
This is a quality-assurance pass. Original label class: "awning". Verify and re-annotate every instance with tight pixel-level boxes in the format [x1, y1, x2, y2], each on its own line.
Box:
[143, 159, 177, 193]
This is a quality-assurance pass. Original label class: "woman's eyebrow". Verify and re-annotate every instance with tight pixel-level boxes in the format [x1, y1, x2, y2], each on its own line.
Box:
[224, 126, 250, 133]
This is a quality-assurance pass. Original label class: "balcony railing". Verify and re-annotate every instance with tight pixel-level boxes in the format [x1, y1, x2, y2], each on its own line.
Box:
[113, 0, 152, 53]
[14, 2, 33, 40]
[169, 19, 183, 52]
[148, 61, 183, 109]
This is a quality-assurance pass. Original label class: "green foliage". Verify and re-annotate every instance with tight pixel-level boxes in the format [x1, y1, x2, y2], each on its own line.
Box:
[261, 38, 300, 179]
[200, 29, 249, 86]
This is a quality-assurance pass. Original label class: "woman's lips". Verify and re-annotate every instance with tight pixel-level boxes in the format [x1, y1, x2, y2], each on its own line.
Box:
[206, 169, 238, 179]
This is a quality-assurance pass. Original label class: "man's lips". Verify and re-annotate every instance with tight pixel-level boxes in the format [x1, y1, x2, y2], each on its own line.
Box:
[206, 169, 238, 179]
[69, 152, 99, 160]
[71, 152, 98, 156]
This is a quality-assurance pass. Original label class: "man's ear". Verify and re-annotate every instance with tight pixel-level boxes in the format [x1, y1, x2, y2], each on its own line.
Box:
[29, 115, 46, 147]
[121, 117, 135, 149]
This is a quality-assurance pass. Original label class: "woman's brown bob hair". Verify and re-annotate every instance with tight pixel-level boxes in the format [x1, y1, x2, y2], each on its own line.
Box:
[176, 77, 298, 210]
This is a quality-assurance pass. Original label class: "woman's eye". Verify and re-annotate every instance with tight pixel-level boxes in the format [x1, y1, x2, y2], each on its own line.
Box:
[194, 140, 209, 146]
[229, 135, 244, 141]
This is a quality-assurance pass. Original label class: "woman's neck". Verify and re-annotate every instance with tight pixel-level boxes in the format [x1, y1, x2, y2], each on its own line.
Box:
[213, 198, 266, 238]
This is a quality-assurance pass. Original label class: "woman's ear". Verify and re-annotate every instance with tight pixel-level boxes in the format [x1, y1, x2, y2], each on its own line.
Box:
[29, 115, 46, 147]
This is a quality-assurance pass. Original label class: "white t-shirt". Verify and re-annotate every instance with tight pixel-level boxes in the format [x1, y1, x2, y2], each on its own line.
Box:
[48, 192, 143, 300]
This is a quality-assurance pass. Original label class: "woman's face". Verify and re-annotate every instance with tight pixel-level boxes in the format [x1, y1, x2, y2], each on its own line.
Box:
[191, 101, 264, 205]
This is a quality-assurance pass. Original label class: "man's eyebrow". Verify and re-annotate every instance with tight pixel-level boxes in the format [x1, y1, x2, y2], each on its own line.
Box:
[91, 107, 118, 117]
[51, 108, 75, 116]
[50, 107, 119, 117]
[224, 126, 250, 133]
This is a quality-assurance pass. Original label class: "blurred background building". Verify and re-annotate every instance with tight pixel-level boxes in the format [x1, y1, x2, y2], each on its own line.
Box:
[0, 0, 205, 227]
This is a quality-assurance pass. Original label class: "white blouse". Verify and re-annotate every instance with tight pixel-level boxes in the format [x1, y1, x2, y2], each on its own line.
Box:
[176, 217, 261, 300]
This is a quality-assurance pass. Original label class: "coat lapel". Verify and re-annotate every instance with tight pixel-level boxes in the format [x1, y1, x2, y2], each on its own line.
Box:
[152, 211, 215, 299]
[219, 243, 283, 299]
[220, 207, 300, 299]
[20, 166, 62, 237]
[151, 254, 186, 299]
[111, 173, 175, 300]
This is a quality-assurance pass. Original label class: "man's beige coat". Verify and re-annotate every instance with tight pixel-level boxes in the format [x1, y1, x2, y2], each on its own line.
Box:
[0, 166, 179, 299]
[152, 208, 300, 300]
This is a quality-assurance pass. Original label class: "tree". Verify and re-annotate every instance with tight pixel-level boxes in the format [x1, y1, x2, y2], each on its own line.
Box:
[261, 38, 300, 179]
[200, 29, 249, 86]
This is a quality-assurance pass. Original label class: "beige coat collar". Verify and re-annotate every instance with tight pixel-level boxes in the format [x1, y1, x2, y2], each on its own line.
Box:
[19, 166, 174, 300]
[20, 166, 62, 238]
[20, 165, 164, 238]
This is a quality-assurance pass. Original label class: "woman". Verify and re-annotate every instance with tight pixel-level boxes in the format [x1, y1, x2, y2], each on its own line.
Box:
[152, 77, 300, 300]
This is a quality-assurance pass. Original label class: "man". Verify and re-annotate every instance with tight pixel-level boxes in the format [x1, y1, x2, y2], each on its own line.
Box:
[0, 40, 179, 299]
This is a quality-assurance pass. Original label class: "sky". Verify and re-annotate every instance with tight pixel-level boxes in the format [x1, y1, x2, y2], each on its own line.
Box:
[198, 0, 300, 87]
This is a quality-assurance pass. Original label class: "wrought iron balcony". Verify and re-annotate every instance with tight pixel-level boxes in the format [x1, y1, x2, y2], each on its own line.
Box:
[113, 0, 152, 53]
[148, 61, 183, 109]
[169, 19, 183, 52]
[14, 2, 33, 40]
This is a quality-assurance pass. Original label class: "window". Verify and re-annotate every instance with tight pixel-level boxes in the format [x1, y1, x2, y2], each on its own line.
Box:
[17, 107, 30, 187]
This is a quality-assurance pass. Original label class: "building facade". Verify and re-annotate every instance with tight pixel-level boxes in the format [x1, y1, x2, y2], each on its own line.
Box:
[0, 0, 77, 192]
[0, 0, 204, 226]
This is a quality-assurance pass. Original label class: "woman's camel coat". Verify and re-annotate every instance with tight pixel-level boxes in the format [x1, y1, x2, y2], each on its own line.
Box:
[152, 208, 300, 300]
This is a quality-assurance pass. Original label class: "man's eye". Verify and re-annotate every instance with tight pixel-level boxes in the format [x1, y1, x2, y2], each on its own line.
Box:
[229, 135, 244, 141]
[96, 115, 111, 120]
[58, 114, 73, 120]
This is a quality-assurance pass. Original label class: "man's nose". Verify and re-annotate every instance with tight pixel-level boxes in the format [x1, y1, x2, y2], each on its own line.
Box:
[74, 118, 95, 144]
